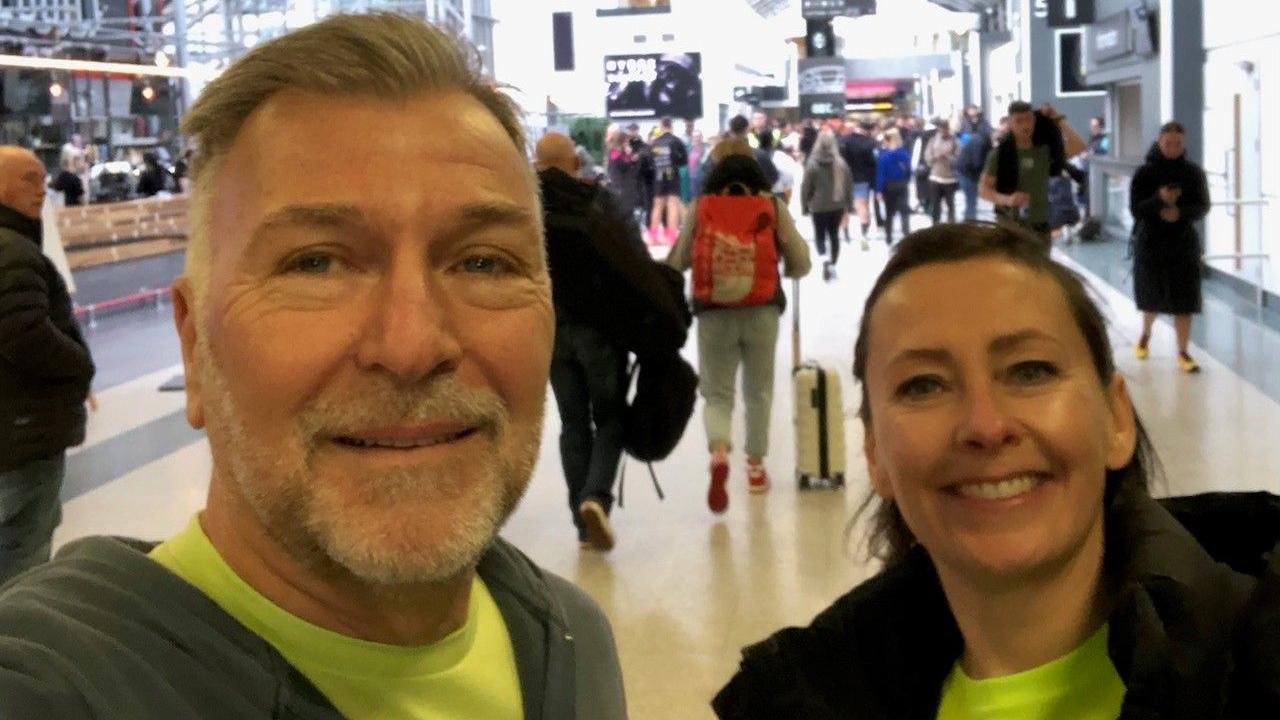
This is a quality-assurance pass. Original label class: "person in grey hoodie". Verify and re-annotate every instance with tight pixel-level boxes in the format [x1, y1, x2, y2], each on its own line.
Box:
[801, 129, 853, 281]
[0, 15, 625, 720]
[924, 119, 960, 224]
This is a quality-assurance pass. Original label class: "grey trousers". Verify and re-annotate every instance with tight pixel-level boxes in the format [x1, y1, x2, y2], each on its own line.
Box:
[696, 305, 781, 458]
[0, 455, 66, 586]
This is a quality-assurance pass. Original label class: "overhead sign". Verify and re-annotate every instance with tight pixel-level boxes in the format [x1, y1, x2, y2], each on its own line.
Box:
[1047, 0, 1095, 27]
[1088, 10, 1130, 63]
[798, 57, 846, 119]
[801, 0, 875, 21]
[604, 52, 702, 119]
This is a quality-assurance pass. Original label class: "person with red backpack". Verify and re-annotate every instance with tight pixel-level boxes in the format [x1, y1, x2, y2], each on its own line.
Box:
[667, 141, 811, 514]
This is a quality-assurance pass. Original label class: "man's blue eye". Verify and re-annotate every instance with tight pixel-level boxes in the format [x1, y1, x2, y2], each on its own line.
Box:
[461, 256, 512, 274]
[290, 255, 333, 274]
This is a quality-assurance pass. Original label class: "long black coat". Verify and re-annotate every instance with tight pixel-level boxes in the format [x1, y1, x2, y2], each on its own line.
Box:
[1129, 143, 1211, 314]
[713, 491, 1280, 719]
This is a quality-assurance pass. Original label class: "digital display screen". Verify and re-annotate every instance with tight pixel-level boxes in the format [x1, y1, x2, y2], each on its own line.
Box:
[604, 52, 702, 119]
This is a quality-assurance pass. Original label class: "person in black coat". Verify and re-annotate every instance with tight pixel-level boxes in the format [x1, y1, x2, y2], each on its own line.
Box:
[0, 146, 95, 583]
[1129, 122, 1211, 373]
[713, 222, 1280, 719]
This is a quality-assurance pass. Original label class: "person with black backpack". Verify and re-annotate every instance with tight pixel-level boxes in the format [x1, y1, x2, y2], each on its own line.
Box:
[537, 133, 695, 552]
[667, 144, 811, 515]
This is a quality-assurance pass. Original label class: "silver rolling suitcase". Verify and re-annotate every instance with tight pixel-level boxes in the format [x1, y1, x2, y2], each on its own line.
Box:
[791, 280, 846, 490]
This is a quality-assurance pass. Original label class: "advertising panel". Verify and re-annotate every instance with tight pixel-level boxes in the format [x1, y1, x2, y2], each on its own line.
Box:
[798, 57, 846, 119]
[604, 52, 703, 119]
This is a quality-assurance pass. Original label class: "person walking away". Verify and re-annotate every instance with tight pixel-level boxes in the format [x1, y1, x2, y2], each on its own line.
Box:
[980, 101, 1087, 249]
[956, 119, 996, 221]
[839, 120, 879, 248]
[801, 130, 852, 282]
[667, 150, 811, 513]
[875, 128, 913, 245]
[752, 131, 782, 198]
[911, 119, 938, 216]
[924, 120, 960, 224]
[535, 133, 644, 551]
[1129, 121, 1211, 373]
[687, 130, 706, 201]
[764, 131, 797, 205]
[649, 117, 689, 245]
[0, 146, 94, 584]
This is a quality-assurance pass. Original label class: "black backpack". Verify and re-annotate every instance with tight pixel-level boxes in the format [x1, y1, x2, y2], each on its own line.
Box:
[543, 190, 691, 356]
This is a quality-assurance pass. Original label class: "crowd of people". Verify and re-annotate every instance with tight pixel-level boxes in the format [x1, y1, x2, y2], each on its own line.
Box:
[0, 13, 1253, 720]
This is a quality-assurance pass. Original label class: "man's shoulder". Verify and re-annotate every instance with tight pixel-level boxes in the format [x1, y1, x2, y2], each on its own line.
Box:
[0, 537, 286, 718]
[480, 538, 611, 634]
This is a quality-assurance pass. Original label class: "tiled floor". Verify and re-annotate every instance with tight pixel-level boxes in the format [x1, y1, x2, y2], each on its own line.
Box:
[51, 215, 1280, 720]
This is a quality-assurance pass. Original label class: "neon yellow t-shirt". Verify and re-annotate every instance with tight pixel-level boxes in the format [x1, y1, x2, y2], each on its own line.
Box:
[149, 516, 523, 720]
[936, 625, 1125, 720]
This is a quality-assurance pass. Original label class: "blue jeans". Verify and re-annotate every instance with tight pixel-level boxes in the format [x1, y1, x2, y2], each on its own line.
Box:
[549, 323, 626, 537]
[959, 175, 980, 222]
[0, 455, 65, 585]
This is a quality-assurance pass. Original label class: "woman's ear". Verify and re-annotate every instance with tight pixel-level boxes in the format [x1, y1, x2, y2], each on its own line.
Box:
[864, 422, 895, 500]
[1104, 374, 1138, 471]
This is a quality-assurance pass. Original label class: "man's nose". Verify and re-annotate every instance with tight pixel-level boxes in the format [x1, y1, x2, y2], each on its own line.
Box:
[354, 259, 463, 383]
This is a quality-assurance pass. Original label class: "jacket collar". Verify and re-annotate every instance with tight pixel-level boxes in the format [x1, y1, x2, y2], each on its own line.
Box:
[0, 202, 42, 245]
[718, 492, 1277, 719]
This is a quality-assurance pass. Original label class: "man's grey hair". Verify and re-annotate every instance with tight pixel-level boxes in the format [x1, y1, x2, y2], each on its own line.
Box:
[180, 12, 528, 303]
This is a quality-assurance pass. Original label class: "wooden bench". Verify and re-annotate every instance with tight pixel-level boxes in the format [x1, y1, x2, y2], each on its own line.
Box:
[58, 196, 190, 270]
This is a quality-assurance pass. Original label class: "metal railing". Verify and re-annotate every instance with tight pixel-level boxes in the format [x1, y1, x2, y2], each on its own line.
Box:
[1205, 195, 1273, 310]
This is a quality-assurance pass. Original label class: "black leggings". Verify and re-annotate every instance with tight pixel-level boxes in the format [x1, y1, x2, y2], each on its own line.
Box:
[930, 181, 957, 224]
[881, 187, 911, 243]
[811, 210, 842, 265]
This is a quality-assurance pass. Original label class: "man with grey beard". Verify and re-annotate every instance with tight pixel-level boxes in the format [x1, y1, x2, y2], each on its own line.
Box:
[0, 14, 625, 720]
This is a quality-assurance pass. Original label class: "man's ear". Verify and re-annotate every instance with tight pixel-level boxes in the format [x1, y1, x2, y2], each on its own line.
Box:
[863, 420, 894, 500]
[1104, 374, 1138, 471]
[171, 277, 206, 430]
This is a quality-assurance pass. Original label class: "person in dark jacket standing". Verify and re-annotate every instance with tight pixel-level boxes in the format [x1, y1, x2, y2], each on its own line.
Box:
[0, 146, 95, 584]
[0, 17, 625, 720]
[713, 223, 1280, 720]
[839, 120, 878, 245]
[535, 132, 644, 552]
[1130, 122, 1211, 373]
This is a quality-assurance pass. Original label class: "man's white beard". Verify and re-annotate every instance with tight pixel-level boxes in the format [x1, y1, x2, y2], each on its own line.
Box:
[196, 332, 541, 586]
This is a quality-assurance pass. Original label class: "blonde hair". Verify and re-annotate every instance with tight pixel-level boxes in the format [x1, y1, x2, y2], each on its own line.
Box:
[883, 128, 902, 148]
[181, 13, 527, 302]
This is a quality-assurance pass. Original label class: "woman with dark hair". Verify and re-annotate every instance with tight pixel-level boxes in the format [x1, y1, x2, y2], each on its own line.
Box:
[668, 148, 811, 513]
[713, 222, 1280, 719]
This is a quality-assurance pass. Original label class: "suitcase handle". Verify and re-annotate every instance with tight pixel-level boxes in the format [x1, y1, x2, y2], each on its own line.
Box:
[791, 278, 801, 372]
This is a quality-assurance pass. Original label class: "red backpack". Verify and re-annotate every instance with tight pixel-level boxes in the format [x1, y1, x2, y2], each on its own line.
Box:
[691, 191, 779, 308]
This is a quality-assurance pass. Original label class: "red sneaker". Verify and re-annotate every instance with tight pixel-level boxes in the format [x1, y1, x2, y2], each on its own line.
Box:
[746, 463, 770, 494]
[708, 459, 729, 514]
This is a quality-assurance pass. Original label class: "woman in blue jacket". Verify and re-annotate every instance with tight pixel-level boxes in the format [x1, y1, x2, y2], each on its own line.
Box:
[875, 128, 913, 245]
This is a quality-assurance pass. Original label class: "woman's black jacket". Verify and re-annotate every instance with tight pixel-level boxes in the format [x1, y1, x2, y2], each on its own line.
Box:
[1129, 143, 1211, 259]
[713, 491, 1280, 719]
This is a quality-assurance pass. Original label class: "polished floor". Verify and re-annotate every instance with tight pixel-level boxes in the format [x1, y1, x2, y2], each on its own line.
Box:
[53, 213, 1280, 719]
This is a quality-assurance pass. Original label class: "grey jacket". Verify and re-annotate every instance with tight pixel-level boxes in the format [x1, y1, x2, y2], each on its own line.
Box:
[799, 160, 853, 215]
[0, 535, 626, 719]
